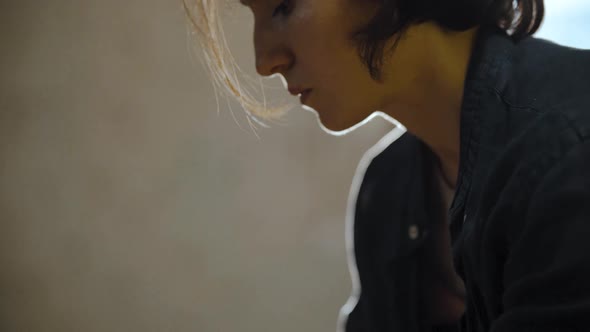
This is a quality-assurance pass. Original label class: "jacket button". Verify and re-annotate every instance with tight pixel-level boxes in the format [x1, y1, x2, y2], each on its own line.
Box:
[408, 224, 419, 240]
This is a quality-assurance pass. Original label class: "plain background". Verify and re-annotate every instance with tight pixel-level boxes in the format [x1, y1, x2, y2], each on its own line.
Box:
[0, 1, 587, 331]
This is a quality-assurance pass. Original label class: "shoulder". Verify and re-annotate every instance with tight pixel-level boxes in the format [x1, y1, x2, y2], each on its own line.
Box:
[494, 106, 590, 188]
[482, 108, 589, 208]
[485, 33, 590, 188]
[496, 35, 590, 125]
[474, 106, 590, 248]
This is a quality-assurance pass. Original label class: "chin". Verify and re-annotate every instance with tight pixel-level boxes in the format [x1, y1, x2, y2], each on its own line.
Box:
[312, 108, 376, 136]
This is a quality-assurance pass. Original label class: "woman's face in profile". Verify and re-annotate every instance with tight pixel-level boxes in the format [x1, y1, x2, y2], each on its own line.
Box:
[242, 0, 394, 132]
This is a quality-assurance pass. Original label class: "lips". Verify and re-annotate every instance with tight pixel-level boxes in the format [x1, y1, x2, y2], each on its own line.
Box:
[287, 85, 313, 105]
[288, 86, 310, 96]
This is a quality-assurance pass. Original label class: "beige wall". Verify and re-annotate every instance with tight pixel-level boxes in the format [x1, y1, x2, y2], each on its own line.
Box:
[0, 1, 391, 331]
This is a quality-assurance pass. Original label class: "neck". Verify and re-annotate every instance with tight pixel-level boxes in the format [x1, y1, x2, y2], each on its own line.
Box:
[381, 23, 479, 188]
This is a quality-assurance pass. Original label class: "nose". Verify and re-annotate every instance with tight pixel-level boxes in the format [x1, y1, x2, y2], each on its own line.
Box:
[255, 50, 292, 77]
[253, 23, 293, 77]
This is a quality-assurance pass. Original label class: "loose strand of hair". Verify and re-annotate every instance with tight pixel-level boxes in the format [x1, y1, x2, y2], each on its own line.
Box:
[183, 0, 291, 127]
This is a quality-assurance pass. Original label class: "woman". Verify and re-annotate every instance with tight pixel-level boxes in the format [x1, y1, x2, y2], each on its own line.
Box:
[185, 0, 590, 331]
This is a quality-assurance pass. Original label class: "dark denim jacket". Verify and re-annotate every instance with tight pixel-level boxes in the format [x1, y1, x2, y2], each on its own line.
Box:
[339, 26, 590, 332]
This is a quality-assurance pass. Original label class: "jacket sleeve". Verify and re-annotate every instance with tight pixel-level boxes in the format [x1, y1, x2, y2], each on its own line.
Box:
[490, 139, 590, 332]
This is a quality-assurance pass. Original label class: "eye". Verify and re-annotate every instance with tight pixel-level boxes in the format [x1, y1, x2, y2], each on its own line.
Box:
[272, 0, 293, 18]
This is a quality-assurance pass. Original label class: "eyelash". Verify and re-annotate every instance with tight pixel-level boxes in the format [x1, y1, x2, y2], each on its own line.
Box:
[272, 0, 293, 18]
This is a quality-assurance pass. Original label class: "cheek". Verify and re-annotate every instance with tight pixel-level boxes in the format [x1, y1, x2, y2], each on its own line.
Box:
[318, 62, 380, 114]
[304, 51, 377, 111]
[288, 2, 379, 128]
[302, 38, 366, 94]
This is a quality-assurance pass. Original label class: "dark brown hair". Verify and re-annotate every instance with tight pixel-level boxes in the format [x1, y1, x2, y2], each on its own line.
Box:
[353, 0, 545, 80]
[184, 0, 545, 124]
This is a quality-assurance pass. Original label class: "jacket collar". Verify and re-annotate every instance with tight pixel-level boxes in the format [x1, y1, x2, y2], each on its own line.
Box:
[449, 25, 513, 227]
